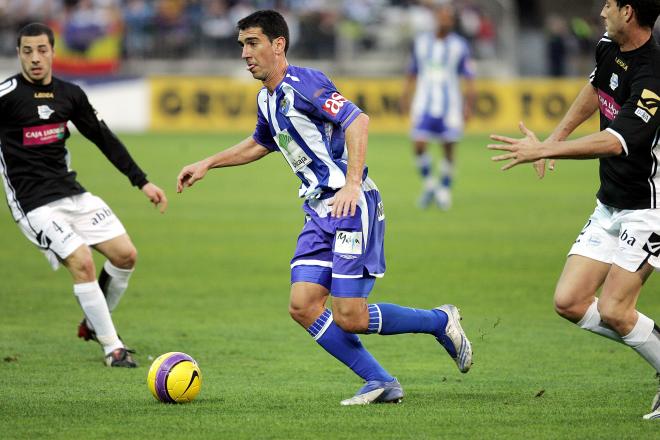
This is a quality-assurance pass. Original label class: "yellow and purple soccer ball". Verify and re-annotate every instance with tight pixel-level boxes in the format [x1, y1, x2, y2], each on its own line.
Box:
[147, 352, 202, 403]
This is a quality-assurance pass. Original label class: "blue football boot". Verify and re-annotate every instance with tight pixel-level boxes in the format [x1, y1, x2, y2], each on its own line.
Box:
[340, 378, 404, 406]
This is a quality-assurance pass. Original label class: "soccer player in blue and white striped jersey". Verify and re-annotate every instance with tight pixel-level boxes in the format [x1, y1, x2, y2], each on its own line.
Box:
[177, 10, 473, 405]
[402, 0, 475, 209]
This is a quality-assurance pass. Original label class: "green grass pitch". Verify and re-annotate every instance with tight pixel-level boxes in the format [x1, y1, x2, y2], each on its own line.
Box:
[0, 132, 658, 439]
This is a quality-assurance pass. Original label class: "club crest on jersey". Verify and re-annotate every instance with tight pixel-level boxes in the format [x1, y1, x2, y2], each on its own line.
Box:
[609, 73, 619, 91]
[279, 97, 290, 115]
[37, 105, 54, 120]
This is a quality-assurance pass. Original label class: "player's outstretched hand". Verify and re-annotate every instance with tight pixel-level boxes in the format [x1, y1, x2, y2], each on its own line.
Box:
[328, 183, 360, 218]
[488, 121, 544, 171]
[142, 182, 168, 213]
[533, 158, 556, 179]
[177, 161, 209, 193]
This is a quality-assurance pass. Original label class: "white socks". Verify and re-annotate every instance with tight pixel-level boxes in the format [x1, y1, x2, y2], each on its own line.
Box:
[578, 298, 660, 371]
[622, 313, 660, 372]
[100, 260, 134, 312]
[74, 281, 122, 355]
[577, 299, 623, 343]
[440, 158, 454, 181]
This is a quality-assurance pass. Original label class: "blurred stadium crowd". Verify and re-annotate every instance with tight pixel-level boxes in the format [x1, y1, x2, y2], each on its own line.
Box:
[0, 0, 659, 76]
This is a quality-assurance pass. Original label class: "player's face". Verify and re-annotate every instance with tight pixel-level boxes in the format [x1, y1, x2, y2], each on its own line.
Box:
[18, 34, 53, 85]
[238, 27, 283, 83]
[435, 6, 456, 33]
[600, 0, 626, 41]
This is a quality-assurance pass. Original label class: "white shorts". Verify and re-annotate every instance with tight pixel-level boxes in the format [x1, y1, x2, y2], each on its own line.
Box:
[568, 200, 660, 272]
[17, 192, 126, 270]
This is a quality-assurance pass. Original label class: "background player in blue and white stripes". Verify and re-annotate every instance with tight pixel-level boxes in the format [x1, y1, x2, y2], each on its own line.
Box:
[401, 0, 475, 210]
[177, 9, 473, 405]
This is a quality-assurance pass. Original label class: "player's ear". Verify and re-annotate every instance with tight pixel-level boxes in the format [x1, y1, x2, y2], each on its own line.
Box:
[273, 36, 285, 55]
[623, 4, 633, 23]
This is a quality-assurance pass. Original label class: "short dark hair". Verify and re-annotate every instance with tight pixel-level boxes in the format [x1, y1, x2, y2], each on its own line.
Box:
[237, 10, 289, 54]
[17, 23, 55, 48]
[615, 0, 660, 29]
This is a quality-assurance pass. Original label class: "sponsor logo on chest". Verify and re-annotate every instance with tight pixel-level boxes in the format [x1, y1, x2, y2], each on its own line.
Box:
[597, 89, 621, 121]
[23, 122, 67, 147]
[34, 92, 54, 99]
[277, 130, 311, 172]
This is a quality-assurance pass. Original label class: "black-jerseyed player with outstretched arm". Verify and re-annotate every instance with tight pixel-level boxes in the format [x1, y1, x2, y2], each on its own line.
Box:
[1, 23, 168, 367]
[489, 0, 660, 420]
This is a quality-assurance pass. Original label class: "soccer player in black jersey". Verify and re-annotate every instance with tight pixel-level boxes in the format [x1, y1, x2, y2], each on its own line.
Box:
[489, 0, 660, 419]
[1, 23, 168, 368]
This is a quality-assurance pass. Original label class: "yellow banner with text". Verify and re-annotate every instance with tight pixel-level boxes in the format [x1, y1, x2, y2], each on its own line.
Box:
[150, 77, 598, 134]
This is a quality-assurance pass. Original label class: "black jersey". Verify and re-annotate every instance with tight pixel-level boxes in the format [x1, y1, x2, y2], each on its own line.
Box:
[0, 74, 148, 220]
[590, 34, 660, 209]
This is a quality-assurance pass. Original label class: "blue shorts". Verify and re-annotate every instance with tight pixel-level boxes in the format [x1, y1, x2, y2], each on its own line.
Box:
[412, 114, 462, 143]
[290, 179, 386, 298]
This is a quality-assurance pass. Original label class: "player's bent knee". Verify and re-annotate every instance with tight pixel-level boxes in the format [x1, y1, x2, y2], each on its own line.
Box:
[553, 298, 577, 321]
[553, 298, 591, 323]
[288, 302, 320, 328]
[288, 304, 307, 325]
[553, 287, 590, 322]
[111, 246, 138, 269]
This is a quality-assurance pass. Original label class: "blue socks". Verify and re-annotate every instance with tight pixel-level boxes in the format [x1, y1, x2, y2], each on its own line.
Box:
[416, 152, 432, 178]
[307, 309, 393, 383]
[367, 303, 447, 337]
[306, 305, 448, 382]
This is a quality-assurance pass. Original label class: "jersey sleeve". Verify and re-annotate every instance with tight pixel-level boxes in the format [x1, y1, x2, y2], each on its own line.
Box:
[607, 73, 660, 156]
[300, 70, 362, 129]
[69, 85, 148, 188]
[407, 41, 419, 76]
[590, 33, 610, 84]
[252, 103, 278, 152]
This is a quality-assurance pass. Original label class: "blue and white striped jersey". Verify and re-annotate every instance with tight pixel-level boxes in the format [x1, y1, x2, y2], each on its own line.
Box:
[252, 65, 364, 198]
[408, 32, 474, 126]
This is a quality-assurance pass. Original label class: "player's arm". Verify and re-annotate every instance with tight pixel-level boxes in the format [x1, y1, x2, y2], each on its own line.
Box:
[488, 121, 622, 170]
[533, 79, 600, 178]
[176, 136, 270, 193]
[329, 113, 368, 218]
[463, 76, 476, 121]
[400, 44, 419, 115]
[459, 48, 477, 121]
[400, 73, 417, 115]
[547, 82, 599, 143]
[70, 87, 168, 212]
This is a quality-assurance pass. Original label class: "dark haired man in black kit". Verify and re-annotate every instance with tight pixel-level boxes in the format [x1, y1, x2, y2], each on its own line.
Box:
[1, 23, 168, 367]
[489, 0, 660, 420]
